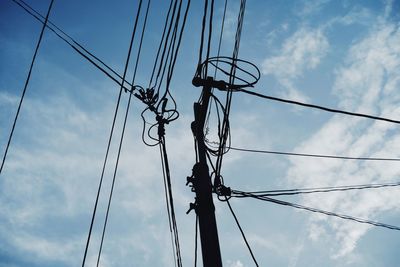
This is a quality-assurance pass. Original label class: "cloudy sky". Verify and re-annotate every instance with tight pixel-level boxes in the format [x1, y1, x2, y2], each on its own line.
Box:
[1, 0, 400, 266]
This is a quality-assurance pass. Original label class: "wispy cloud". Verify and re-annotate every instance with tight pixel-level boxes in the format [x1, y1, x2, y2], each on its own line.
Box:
[286, 11, 400, 260]
[227, 259, 244, 267]
[297, 0, 331, 17]
[262, 27, 329, 101]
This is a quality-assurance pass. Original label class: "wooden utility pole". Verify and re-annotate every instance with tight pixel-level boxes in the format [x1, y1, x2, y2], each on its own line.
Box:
[189, 76, 223, 267]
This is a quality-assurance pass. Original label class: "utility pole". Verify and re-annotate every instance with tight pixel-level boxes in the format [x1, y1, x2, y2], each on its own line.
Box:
[188, 76, 223, 267]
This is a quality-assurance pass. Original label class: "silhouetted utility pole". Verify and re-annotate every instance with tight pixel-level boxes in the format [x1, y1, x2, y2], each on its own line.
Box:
[188, 76, 223, 267]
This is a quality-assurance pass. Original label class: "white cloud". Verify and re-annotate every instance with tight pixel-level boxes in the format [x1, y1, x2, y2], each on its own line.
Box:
[262, 28, 329, 79]
[334, 7, 372, 26]
[287, 228, 307, 267]
[227, 259, 244, 267]
[297, 0, 331, 17]
[0, 85, 198, 265]
[248, 234, 282, 255]
[262, 27, 329, 101]
[383, 0, 394, 19]
[286, 17, 400, 259]
[220, 2, 240, 47]
[11, 233, 81, 265]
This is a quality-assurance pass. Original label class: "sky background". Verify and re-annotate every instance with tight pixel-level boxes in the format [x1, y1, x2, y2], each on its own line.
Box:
[1, 0, 400, 266]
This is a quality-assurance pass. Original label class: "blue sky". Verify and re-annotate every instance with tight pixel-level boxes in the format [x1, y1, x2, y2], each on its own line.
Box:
[1, 0, 400, 266]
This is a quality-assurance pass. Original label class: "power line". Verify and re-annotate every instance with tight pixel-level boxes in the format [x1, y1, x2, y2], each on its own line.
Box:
[239, 88, 400, 124]
[153, 0, 192, 260]
[194, 214, 199, 267]
[152, 0, 179, 96]
[12, 0, 184, 265]
[196, 0, 209, 72]
[226, 199, 259, 266]
[148, 0, 174, 89]
[213, 0, 228, 79]
[1, 0, 55, 175]
[135, 0, 191, 265]
[232, 181, 400, 197]
[237, 194, 400, 231]
[11, 0, 133, 92]
[226, 145, 400, 161]
[95, 0, 149, 266]
[205, 0, 214, 76]
[159, 136, 183, 267]
[214, 0, 247, 188]
[205, 0, 228, 131]
[81, 0, 144, 265]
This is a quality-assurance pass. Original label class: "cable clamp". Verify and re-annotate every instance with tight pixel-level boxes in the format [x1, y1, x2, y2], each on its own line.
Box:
[186, 202, 197, 214]
[156, 115, 169, 138]
[191, 121, 197, 137]
[217, 185, 232, 197]
[134, 87, 158, 111]
[186, 176, 195, 186]
[192, 76, 227, 90]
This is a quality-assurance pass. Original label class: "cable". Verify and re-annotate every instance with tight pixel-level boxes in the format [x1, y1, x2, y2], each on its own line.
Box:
[165, 0, 191, 91]
[198, 56, 260, 90]
[232, 181, 400, 197]
[0, 0, 55, 175]
[95, 1, 148, 266]
[140, 0, 190, 146]
[214, 0, 247, 188]
[239, 88, 400, 124]
[194, 214, 198, 267]
[136, 1, 191, 264]
[148, 0, 174, 89]
[153, 3, 193, 252]
[11, 0, 133, 92]
[160, 136, 183, 267]
[219, 144, 400, 161]
[205, 0, 228, 130]
[197, 0, 209, 75]
[226, 199, 259, 266]
[152, 0, 179, 94]
[239, 194, 400, 231]
[213, 0, 227, 79]
[204, 0, 214, 76]
[81, 1, 144, 266]
[160, 139, 178, 267]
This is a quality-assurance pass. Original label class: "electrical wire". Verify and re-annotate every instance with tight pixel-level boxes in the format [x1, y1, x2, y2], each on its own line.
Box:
[205, 0, 214, 76]
[152, 0, 179, 95]
[148, 0, 174, 89]
[159, 136, 183, 267]
[81, 1, 144, 266]
[134, 1, 191, 265]
[213, 0, 228, 79]
[226, 199, 259, 266]
[11, 0, 133, 92]
[140, 0, 182, 145]
[239, 88, 400, 124]
[152, 1, 192, 257]
[217, 144, 400, 161]
[205, 0, 228, 131]
[205, 94, 231, 157]
[231, 181, 400, 197]
[95, 1, 150, 266]
[140, 0, 190, 146]
[194, 214, 199, 267]
[196, 0, 209, 75]
[159, 140, 179, 267]
[214, 0, 247, 188]
[236, 194, 400, 231]
[198, 56, 260, 90]
[164, 0, 191, 93]
[0, 0, 55, 175]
